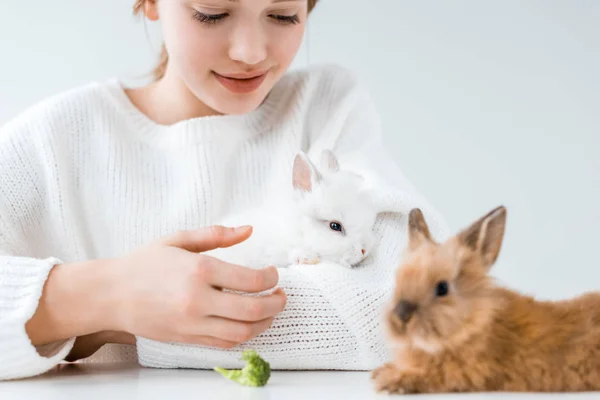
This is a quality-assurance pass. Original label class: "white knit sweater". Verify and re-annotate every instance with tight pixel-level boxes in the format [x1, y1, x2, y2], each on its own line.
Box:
[0, 64, 449, 380]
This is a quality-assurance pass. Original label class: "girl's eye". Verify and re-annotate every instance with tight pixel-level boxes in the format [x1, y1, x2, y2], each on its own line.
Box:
[192, 11, 300, 26]
[269, 14, 300, 25]
[192, 11, 228, 25]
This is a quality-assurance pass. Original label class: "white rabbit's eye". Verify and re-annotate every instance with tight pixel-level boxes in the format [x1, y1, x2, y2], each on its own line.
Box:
[329, 221, 344, 233]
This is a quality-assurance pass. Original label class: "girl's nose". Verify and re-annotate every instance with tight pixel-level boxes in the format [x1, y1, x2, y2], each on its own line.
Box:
[228, 22, 267, 65]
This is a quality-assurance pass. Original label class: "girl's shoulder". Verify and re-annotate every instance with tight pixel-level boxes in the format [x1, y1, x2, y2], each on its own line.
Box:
[282, 63, 361, 86]
[0, 80, 117, 145]
[263, 63, 375, 132]
[274, 63, 370, 107]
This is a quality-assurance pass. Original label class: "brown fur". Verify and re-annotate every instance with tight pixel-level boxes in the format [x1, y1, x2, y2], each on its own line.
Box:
[372, 206, 600, 393]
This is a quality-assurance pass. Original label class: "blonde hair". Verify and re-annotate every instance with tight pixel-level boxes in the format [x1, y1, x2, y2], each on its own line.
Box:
[133, 0, 319, 81]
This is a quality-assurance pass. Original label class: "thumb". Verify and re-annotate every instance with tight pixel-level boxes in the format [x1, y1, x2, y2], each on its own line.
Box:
[161, 225, 252, 253]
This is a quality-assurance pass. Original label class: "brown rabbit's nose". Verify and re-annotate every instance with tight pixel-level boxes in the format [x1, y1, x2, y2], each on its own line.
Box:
[394, 301, 418, 323]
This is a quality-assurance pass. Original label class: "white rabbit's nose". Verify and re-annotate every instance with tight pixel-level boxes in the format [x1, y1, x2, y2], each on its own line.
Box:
[361, 249, 366, 255]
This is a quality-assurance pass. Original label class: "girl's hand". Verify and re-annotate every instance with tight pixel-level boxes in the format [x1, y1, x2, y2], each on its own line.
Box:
[108, 226, 286, 349]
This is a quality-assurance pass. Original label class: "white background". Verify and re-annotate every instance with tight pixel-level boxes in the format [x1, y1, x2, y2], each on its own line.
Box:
[1, 1, 599, 300]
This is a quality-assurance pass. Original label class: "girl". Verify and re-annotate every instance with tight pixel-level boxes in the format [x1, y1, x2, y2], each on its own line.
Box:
[0, 0, 448, 380]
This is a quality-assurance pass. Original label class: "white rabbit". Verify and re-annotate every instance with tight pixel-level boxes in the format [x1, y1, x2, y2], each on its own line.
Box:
[203, 149, 381, 269]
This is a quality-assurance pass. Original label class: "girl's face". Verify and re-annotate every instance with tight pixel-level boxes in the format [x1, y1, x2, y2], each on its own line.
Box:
[149, 0, 307, 115]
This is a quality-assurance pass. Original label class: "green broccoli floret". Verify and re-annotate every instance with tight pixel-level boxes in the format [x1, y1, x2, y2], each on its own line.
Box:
[214, 349, 271, 387]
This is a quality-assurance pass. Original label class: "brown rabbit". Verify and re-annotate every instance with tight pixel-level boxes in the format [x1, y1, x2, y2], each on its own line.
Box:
[371, 206, 600, 394]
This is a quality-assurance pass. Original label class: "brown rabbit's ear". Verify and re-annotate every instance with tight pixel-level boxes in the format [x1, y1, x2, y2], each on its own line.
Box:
[320, 149, 340, 173]
[407, 208, 433, 250]
[457, 206, 507, 270]
[293, 152, 322, 192]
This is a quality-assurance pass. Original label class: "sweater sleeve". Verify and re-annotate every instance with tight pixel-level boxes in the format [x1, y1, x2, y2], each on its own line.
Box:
[135, 70, 451, 371]
[0, 217, 75, 380]
[0, 124, 76, 380]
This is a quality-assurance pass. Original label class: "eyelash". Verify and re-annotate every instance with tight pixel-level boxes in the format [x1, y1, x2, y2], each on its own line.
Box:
[192, 11, 300, 26]
[271, 14, 300, 25]
[192, 12, 227, 24]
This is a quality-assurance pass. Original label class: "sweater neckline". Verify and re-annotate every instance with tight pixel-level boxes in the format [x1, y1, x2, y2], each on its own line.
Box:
[99, 78, 284, 148]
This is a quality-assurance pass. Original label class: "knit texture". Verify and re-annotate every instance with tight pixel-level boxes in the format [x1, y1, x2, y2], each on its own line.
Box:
[0, 64, 449, 380]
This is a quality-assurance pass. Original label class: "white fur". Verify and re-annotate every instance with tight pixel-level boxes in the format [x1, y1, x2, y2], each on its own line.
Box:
[203, 149, 380, 269]
[411, 336, 443, 354]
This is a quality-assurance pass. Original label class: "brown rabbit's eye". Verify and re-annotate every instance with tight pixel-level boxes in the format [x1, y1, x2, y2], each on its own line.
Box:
[329, 221, 343, 233]
[435, 281, 449, 297]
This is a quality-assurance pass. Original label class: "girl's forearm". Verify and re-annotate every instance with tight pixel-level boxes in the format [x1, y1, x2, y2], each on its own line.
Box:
[25, 258, 120, 346]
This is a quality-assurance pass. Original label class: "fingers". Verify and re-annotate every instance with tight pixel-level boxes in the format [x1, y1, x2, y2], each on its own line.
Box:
[162, 225, 252, 253]
[204, 262, 280, 293]
[194, 316, 275, 344]
[207, 288, 287, 322]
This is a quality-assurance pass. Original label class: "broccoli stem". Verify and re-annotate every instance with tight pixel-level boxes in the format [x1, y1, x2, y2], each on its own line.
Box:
[214, 367, 243, 382]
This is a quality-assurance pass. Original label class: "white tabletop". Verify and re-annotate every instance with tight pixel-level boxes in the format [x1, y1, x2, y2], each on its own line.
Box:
[0, 362, 597, 399]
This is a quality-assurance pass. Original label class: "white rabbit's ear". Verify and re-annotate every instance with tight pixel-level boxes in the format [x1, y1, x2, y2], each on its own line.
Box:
[293, 152, 322, 192]
[320, 149, 340, 173]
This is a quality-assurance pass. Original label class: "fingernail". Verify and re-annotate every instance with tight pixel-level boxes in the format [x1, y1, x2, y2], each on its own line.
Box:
[235, 225, 252, 233]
